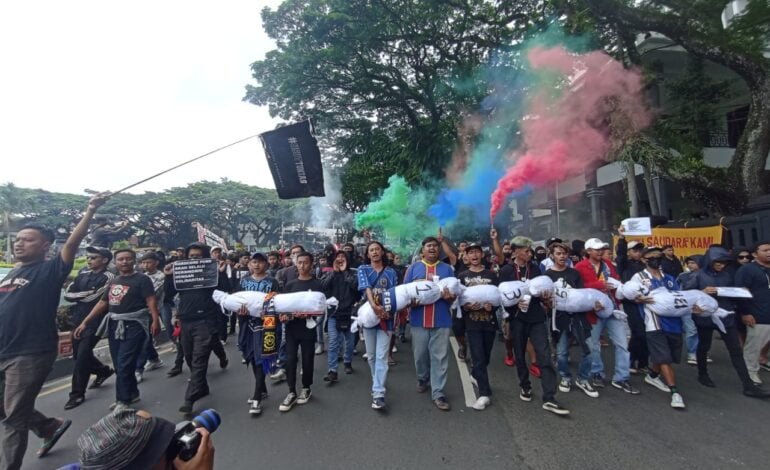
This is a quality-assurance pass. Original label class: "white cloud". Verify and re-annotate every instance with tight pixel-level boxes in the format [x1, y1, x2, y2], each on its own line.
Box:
[0, 0, 285, 194]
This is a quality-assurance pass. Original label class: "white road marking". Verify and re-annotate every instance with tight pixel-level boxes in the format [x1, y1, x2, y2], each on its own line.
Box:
[449, 336, 477, 408]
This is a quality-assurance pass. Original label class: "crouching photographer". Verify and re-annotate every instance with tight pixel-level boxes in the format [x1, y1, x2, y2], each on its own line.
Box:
[58, 408, 217, 470]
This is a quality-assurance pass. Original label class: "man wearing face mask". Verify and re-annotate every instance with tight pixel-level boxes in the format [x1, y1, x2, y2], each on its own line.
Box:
[630, 246, 687, 409]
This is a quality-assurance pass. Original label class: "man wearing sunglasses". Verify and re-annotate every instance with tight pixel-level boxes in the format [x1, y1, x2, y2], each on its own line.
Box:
[63, 247, 116, 410]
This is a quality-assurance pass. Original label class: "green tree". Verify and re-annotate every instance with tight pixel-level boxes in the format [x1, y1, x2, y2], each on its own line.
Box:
[583, 0, 770, 203]
[0, 183, 37, 262]
[245, 0, 546, 207]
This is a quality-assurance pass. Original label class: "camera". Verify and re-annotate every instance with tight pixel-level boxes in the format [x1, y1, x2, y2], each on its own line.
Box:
[168, 409, 221, 461]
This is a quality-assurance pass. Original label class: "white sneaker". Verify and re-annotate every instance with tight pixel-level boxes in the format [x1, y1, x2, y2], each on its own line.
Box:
[472, 396, 491, 410]
[269, 369, 287, 382]
[315, 344, 324, 355]
[297, 388, 312, 404]
[249, 400, 262, 415]
[558, 377, 571, 393]
[575, 379, 599, 398]
[749, 372, 763, 384]
[362, 353, 369, 359]
[686, 354, 697, 366]
[645, 374, 671, 393]
[135, 371, 143, 383]
[670, 392, 685, 409]
[391, 345, 398, 353]
[145, 359, 164, 371]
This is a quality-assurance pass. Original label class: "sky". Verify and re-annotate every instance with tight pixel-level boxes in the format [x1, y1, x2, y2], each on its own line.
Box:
[0, 0, 285, 195]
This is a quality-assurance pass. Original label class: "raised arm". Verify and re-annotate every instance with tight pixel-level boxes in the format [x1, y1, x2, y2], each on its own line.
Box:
[60, 193, 110, 265]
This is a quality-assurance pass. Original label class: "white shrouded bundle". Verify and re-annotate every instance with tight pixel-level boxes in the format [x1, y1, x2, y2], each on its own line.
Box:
[617, 279, 651, 301]
[605, 277, 623, 291]
[212, 290, 329, 317]
[553, 287, 626, 320]
[498, 281, 529, 307]
[352, 278, 459, 332]
[527, 276, 555, 297]
[459, 285, 501, 307]
[643, 288, 731, 333]
[437, 277, 463, 297]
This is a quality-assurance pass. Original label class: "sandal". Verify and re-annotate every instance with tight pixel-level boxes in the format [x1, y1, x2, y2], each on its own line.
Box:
[37, 419, 71, 458]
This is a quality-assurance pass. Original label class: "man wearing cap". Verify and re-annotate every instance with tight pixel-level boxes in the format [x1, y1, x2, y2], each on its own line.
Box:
[576, 238, 638, 394]
[59, 408, 214, 470]
[630, 246, 687, 408]
[64, 247, 116, 410]
[1, 193, 109, 469]
[616, 232, 649, 374]
[404, 237, 456, 411]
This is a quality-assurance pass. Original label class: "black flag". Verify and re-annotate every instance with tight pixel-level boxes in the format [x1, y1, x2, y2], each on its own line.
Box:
[259, 120, 325, 199]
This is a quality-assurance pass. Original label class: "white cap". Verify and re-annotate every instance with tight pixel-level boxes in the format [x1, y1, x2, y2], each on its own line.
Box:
[585, 238, 609, 250]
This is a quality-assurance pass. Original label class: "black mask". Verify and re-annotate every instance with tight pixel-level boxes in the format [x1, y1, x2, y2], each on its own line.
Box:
[535, 252, 547, 262]
[646, 257, 662, 269]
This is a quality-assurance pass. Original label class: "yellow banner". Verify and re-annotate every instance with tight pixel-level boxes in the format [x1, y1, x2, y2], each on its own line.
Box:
[613, 226, 723, 259]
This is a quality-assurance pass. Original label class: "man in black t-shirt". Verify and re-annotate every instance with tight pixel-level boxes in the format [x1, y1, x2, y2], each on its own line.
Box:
[278, 252, 324, 412]
[545, 243, 600, 399]
[75, 249, 160, 412]
[63, 246, 115, 410]
[457, 243, 498, 411]
[0, 192, 108, 470]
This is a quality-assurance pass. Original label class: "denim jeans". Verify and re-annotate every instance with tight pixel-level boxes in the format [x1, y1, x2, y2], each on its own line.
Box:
[411, 326, 450, 400]
[0, 352, 59, 470]
[589, 316, 630, 382]
[466, 329, 495, 397]
[107, 320, 147, 403]
[327, 317, 354, 372]
[682, 314, 698, 355]
[363, 327, 391, 398]
[555, 316, 592, 381]
[135, 335, 159, 372]
[316, 312, 326, 346]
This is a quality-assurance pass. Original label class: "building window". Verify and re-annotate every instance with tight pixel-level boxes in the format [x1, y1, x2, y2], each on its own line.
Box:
[727, 106, 749, 148]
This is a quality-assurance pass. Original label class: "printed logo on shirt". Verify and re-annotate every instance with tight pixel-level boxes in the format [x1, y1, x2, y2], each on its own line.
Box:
[0, 277, 29, 293]
[108, 284, 131, 306]
[461, 275, 493, 287]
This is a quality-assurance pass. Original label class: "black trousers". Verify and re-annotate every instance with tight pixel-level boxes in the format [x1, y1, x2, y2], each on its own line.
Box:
[70, 328, 110, 398]
[625, 303, 649, 369]
[696, 323, 753, 389]
[466, 329, 495, 397]
[181, 319, 216, 403]
[285, 334, 315, 394]
[251, 362, 267, 401]
[511, 318, 557, 402]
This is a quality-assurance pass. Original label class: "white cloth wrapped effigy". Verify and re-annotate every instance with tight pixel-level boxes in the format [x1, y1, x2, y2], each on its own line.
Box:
[498, 281, 529, 307]
[459, 285, 501, 307]
[212, 290, 330, 317]
[553, 287, 626, 320]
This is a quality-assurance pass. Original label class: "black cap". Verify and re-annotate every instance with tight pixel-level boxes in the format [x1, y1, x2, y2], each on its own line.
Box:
[465, 243, 484, 254]
[251, 252, 267, 262]
[141, 251, 159, 262]
[86, 246, 112, 262]
[643, 246, 663, 256]
[546, 237, 562, 247]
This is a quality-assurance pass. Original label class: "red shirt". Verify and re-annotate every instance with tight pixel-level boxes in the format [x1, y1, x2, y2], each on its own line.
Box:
[574, 258, 619, 324]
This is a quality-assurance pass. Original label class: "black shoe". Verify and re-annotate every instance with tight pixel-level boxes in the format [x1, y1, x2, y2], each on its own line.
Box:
[416, 381, 430, 393]
[344, 363, 353, 374]
[519, 388, 533, 402]
[744, 384, 770, 398]
[220, 357, 229, 369]
[399, 334, 407, 343]
[433, 397, 450, 411]
[89, 369, 114, 389]
[179, 402, 193, 413]
[698, 375, 716, 388]
[64, 396, 85, 410]
[323, 371, 339, 382]
[590, 374, 605, 389]
[167, 367, 182, 377]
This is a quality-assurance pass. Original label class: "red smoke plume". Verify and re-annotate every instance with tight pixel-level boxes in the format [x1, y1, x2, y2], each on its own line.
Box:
[489, 46, 652, 221]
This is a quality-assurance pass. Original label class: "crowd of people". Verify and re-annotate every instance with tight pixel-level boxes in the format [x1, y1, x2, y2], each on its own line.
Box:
[2, 192, 770, 470]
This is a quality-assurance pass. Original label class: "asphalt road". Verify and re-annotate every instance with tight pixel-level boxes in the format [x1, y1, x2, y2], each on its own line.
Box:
[21, 330, 770, 470]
